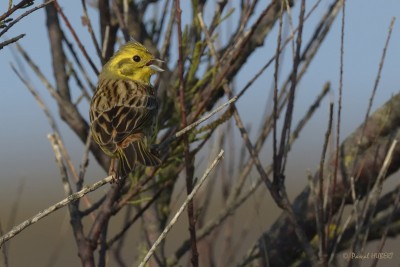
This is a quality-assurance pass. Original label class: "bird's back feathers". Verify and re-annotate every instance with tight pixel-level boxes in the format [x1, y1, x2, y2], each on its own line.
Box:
[90, 78, 160, 177]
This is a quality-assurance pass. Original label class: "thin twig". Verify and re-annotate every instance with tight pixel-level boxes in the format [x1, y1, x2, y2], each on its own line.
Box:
[175, 1, 198, 266]
[112, 205, 131, 267]
[349, 17, 396, 178]
[62, 33, 96, 92]
[199, 4, 318, 263]
[12, 63, 95, 216]
[328, 200, 356, 264]
[16, 41, 108, 168]
[48, 133, 73, 197]
[0, 0, 33, 21]
[45, 211, 70, 267]
[364, 17, 395, 127]
[198, 12, 274, 196]
[171, 175, 261, 265]
[15, 43, 64, 105]
[101, 25, 110, 60]
[190, 2, 282, 121]
[0, 222, 8, 267]
[275, 0, 306, 181]
[329, 0, 346, 245]
[55, 134, 79, 183]
[80, 0, 102, 62]
[11, 63, 59, 133]
[111, 0, 129, 41]
[1, 179, 25, 267]
[106, 185, 165, 249]
[123, 0, 128, 30]
[53, 0, 99, 75]
[346, 18, 396, 263]
[0, 1, 53, 37]
[5, 180, 25, 231]
[272, 1, 284, 195]
[0, 34, 25, 50]
[360, 140, 398, 248]
[233, 0, 321, 103]
[49, 133, 95, 220]
[157, 96, 237, 152]
[138, 150, 224, 267]
[172, 84, 328, 263]
[159, 0, 174, 60]
[230, 82, 329, 208]
[372, 185, 400, 267]
[78, 131, 92, 190]
[0, 175, 113, 247]
[316, 102, 334, 265]
[154, 0, 170, 45]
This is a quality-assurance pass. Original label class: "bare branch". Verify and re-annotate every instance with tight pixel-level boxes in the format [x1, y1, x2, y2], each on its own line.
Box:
[175, 1, 198, 265]
[0, 175, 113, 247]
[0, 0, 33, 21]
[138, 150, 224, 267]
[157, 96, 237, 153]
[80, 0, 102, 62]
[0, 0, 53, 38]
[0, 33, 24, 49]
[52, 0, 99, 75]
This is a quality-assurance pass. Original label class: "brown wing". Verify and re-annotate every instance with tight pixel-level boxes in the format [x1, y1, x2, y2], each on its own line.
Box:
[90, 79, 158, 156]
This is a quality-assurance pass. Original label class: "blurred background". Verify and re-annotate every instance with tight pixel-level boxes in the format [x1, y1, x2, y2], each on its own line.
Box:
[1, 1, 400, 266]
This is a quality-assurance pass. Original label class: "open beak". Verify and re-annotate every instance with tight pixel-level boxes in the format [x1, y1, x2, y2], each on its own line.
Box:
[146, 59, 164, 72]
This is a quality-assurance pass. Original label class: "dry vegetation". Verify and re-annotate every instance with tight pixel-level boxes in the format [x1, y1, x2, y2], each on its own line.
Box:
[1, 1, 400, 267]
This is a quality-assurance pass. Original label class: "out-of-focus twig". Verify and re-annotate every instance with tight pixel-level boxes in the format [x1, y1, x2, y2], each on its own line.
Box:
[363, 17, 395, 131]
[200, 3, 318, 262]
[361, 140, 397, 243]
[0, 222, 8, 267]
[0, 175, 113, 248]
[0, 0, 33, 21]
[138, 150, 224, 267]
[52, 0, 99, 75]
[175, 1, 198, 266]
[80, 0, 102, 62]
[62, 33, 96, 92]
[106, 185, 166, 249]
[110, 0, 129, 41]
[15, 42, 109, 169]
[157, 96, 237, 153]
[316, 103, 334, 264]
[0, 0, 53, 37]
[0, 33, 24, 49]
[48, 133, 73, 196]
[11, 63, 59, 133]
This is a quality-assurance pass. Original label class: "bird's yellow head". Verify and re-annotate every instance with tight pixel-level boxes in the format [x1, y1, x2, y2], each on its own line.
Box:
[102, 41, 164, 84]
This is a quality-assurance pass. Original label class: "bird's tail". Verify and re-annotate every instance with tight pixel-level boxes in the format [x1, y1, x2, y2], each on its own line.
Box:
[117, 139, 161, 178]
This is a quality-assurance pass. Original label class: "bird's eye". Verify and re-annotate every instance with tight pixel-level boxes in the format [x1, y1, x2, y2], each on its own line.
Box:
[133, 55, 141, 62]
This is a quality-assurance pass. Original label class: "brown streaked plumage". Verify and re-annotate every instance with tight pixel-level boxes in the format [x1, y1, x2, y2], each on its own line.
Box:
[89, 41, 163, 181]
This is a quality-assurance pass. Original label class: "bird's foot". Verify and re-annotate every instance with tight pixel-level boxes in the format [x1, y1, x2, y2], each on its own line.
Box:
[109, 170, 120, 184]
[108, 158, 120, 184]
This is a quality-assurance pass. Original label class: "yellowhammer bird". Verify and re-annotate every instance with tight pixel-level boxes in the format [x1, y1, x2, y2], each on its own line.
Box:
[90, 41, 163, 181]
